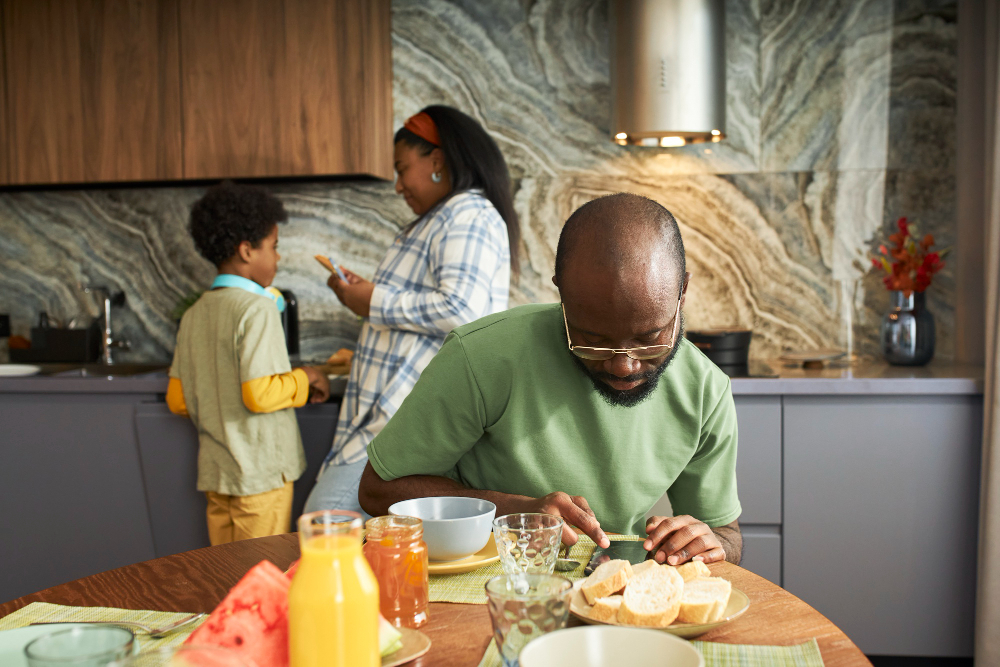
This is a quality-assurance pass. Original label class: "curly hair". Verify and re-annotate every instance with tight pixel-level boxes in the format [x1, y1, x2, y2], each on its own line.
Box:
[189, 181, 288, 267]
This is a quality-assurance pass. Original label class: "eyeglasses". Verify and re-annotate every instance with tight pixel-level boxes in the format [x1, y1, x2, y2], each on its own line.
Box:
[561, 295, 682, 361]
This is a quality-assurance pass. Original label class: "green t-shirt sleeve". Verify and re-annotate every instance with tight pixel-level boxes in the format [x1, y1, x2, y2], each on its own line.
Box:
[666, 381, 742, 527]
[367, 332, 488, 481]
[237, 301, 292, 382]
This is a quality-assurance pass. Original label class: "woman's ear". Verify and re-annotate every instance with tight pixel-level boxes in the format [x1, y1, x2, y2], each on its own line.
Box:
[431, 147, 447, 175]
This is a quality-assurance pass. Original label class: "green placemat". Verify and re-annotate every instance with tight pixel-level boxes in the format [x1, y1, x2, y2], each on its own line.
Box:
[430, 534, 642, 605]
[0, 602, 206, 652]
[477, 637, 825, 667]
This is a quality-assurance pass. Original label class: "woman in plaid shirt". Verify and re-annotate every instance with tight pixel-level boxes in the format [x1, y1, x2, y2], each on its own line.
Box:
[304, 105, 521, 516]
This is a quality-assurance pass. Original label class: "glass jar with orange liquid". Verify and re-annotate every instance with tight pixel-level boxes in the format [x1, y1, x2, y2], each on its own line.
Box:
[363, 515, 429, 628]
[289, 510, 380, 667]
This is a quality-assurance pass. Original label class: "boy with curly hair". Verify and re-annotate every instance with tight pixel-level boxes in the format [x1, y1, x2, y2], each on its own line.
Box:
[167, 181, 329, 545]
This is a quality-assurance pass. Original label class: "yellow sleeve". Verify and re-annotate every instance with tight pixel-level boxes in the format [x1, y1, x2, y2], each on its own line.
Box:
[241, 368, 310, 413]
[166, 377, 189, 417]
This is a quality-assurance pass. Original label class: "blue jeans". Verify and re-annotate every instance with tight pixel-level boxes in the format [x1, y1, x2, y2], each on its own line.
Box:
[303, 458, 372, 520]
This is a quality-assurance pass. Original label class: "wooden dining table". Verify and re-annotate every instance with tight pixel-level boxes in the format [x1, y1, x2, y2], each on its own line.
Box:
[0, 534, 871, 666]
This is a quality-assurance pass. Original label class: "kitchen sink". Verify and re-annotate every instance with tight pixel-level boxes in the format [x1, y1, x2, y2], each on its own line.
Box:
[49, 362, 169, 377]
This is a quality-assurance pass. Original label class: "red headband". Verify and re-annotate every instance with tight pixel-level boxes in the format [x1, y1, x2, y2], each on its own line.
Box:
[403, 112, 441, 147]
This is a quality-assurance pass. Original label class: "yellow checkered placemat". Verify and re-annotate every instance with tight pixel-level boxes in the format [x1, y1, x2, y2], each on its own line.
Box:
[477, 637, 825, 667]
[430, 534, 642, 604]
[0, 602, 206, 652]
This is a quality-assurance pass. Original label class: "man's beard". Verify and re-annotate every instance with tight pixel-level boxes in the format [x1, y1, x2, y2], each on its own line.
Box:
[571, 315, 684, 408]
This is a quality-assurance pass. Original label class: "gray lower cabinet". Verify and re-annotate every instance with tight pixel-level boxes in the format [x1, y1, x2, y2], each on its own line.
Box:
[783, 395, 981, 657]
[0, 394, 157, 605]
[133, 401, 341, 558]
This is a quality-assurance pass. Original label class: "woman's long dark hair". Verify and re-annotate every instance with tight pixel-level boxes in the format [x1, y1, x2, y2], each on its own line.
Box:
[394, 105, 520, 277]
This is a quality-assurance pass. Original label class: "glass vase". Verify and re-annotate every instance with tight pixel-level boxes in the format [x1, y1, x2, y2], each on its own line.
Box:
[880, 290, 935, 366]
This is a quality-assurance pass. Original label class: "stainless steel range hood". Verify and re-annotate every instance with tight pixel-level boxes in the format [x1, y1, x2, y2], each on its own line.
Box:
[611, 0, 726, 147]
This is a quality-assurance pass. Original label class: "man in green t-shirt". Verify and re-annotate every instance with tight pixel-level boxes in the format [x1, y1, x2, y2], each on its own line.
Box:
[359, 193, 742, 565]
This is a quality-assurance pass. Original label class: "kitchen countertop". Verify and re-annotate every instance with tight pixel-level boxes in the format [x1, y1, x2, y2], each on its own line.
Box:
[0, 361, 984, 395]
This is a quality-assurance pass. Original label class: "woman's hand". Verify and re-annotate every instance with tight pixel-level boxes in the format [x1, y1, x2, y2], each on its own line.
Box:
[327, 267, 374, 318]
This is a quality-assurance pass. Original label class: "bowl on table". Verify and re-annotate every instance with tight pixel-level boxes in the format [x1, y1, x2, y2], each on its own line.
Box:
[518, 626, 704, 667]
[388, 497, 496, 561]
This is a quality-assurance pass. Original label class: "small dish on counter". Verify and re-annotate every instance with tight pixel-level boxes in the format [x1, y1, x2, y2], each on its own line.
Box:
[0, 364, 41, 377]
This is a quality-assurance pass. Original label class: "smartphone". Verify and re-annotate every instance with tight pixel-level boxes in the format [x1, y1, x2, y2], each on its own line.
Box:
[584, 541, 653, 575]
[315, 255, 349, 283]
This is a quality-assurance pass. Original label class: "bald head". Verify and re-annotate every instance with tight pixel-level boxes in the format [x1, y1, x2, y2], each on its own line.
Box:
[555, 193, 685, 292]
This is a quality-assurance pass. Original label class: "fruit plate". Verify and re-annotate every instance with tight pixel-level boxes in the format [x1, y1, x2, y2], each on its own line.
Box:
[383, 627, 431, 667]
[568, 579, 750, 640]
[427, 539, 499, 575]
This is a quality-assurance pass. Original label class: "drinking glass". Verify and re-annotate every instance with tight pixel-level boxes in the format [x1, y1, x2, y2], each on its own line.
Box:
[24, 626, 134, 666]
[485, 573, 572, 667]
[492, 513, 564, 574]
[107, 645, 249, 666]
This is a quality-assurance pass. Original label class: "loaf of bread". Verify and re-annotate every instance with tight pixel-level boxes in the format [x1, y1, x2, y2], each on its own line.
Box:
[617, 565, 684, 627]
[676, 576, 732, 624]
[581, 560, 633, 605]
[674, 560, 711, 582]
[588, 595, 623, 623]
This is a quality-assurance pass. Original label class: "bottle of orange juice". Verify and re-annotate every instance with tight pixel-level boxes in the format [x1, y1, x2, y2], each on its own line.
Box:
[289, 510, 380, 667]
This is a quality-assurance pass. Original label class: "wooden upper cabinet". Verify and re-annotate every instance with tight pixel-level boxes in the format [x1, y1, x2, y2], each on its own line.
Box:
[178, 0, 393, 180]
[0, 9, 8, 184]
[3, 0, 183, 185]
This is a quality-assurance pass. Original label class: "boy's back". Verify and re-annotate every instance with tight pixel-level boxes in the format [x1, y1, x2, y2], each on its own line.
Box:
[171, 287, 305, 497]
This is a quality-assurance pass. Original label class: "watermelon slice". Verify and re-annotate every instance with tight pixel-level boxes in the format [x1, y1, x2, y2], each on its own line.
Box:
[185, 560, 290, 667]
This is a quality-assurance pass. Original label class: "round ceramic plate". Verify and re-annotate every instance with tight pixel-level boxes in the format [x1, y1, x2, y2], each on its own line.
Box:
[0, 624, 139, 667]
[568, 579, 750, 639]
[427, 539, 499, 575]
[382, 627, 431, 667]
[778, 349, 845, 363]
[0, 364, 41, 377]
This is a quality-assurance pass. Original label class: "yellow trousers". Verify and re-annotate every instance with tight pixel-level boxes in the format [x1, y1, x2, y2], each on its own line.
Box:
[205, 481, 294, 546]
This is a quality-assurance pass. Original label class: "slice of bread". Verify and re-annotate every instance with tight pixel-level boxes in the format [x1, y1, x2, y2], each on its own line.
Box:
[581, 560, 633, 605]
[617, 565, 684, 627]
[630, 559, 661, 579]
[589, 595, 623, 623]
[674, 560, 711, 582]
[677, 576, 732, 624]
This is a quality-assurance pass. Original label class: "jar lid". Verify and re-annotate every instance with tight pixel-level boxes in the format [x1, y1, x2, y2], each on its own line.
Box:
[366, 514, 423, 541]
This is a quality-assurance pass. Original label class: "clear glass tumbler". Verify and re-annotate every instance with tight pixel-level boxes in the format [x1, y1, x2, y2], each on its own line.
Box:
[25, 626, 134, 667]
[485, 573, 572, 667]
[107, 645, 249, 666]
[492, 513, 564, 574]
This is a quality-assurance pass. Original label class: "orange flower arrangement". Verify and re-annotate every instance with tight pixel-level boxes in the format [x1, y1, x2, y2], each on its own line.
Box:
[872, 217, 947, 293]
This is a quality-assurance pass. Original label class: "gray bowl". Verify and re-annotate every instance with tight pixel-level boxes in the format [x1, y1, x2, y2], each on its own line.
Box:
[389, 496, 496, 561]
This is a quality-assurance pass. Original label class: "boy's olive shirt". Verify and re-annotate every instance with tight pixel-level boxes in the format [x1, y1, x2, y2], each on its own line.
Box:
[367, 304, 741, 535]
[171, 288, 305, 496]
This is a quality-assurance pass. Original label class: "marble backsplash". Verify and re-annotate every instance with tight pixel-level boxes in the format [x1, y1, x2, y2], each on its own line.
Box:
[0, 0, 957, 363]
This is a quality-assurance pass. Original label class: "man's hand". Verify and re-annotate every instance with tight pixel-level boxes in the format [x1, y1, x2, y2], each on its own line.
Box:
[514, 492, 610, 549]
[644, 515, 739, 565]
[300, 366, 330, 404]
[327, 267, 374, 317]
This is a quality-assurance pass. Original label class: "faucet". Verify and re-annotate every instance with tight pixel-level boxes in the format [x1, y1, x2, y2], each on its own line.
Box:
[81, 285, 131, 364]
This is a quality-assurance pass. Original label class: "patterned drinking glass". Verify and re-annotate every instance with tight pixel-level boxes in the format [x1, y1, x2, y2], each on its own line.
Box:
[485, 573, 572, 667]
[25, 626, 134, 667]
[492, 513, 564, 574]
[107, 645, 249, 666]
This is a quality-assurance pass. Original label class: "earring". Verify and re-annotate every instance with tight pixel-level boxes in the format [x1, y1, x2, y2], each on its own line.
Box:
[431, 171, 442, 183]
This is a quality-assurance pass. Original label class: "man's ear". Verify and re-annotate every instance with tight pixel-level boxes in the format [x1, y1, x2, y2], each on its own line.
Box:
[681, 271, 692, 306]
[551, 275, 559, 288]
[237, 240, 253, 264]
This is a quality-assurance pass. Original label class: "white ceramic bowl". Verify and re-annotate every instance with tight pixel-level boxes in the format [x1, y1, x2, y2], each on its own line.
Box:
[518, 626, 704, 667]
[388, 496, 496, 561]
